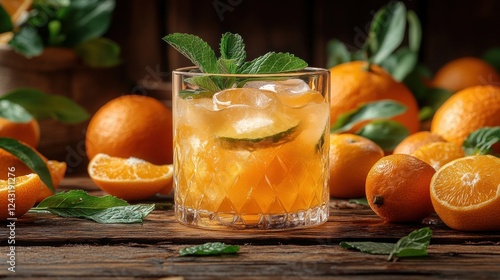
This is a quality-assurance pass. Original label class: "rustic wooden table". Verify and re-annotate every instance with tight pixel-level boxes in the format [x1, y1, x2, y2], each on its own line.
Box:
[2, 176, 500, 279]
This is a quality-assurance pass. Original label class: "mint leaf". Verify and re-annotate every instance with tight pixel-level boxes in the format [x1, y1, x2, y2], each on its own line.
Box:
[463, 126, 500, 156]
[88, 204, 155, 224]
[163, 33, 218, 74]
[0, 87, 90, 123]
[356, 120, 409, 151]
[0, 100, 33, 123]
[179, 242, 240, 256]
[388, 227, 432, 261]
[340, 228, 432, 261]
[219, 32, 246, 67]
[0, 138, 55, 192]
[185, 76, 221, 93]
[331, 100, 407, 133]
[340, 241, 394, 255]
[31, 190, 156, 223]
[238, 52, 308, 74]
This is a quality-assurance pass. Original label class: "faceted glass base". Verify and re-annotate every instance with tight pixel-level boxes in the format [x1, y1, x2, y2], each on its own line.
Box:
[175, 204, 329, 230]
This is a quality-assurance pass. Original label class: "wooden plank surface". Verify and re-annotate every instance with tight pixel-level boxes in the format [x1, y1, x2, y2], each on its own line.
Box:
[2, 176, 500, 279]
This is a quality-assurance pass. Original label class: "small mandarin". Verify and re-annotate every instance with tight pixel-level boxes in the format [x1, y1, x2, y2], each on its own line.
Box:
[366, 154, 436, 223]
[0, 118, 40, 148]
[393, 131, 445, 155]
[329, 133, 384, 198]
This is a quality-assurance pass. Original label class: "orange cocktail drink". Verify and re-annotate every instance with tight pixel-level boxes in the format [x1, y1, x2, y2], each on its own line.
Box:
[172, 67, 330, 230]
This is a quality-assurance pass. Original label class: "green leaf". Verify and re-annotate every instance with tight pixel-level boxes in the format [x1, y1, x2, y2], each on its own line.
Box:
[31, 190, 155, 223]
[388, 227, 432, 261]
[75, 37, 121, 68]
[423, 87, 453, 114]
[0, 88, 90, 123]
[402, 64, 433, 103]
[55, 0, 115, 47]
[0, 100, 33, 123]
[463, 126, 500, 156]
[418, 106, 434, 121]
[47, 20, 65, 46]
[219, 32, 246, 67]
[369, 2, 407, 64]
[0, 5, 13, 33]
[340, 241, 394, 255]
[185, 76, 221, 94]
[356, 120, 409, 151]
[390, 48, 418, 82]
[348, 197, 369, 206]
[482, 47, 500, 73]
[163, 33, 218, 74]
[340, 228, 432, 261]
[407, 10, 422, 53]
[8, 26, 45, 58]
[331, 100, 407, 133]
[238, 52, 308, 74]
[0, 138, 54, 192]
[179, 242, 240, 256]
[326, 39, 351, 68]
[217, 58, 238, 74]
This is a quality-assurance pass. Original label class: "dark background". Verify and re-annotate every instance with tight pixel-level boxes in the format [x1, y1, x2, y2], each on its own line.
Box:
[105, 0, 500, 99]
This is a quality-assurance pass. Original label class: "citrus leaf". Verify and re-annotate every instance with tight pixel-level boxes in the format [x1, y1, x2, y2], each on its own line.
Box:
[389, 227, 432, 261]
[0, 138, 54, 192]
[422, 87, 453, 115]
[0, 100, 33, 123]
[75, 37, 121, 68]
[238, 52, 307, 74]
[0, 88, 90, 123]
[31, 190, 155, 223]
[326, 39, 351, 68]
[369, 2, 407, 64]
[163, 33, 218, 74]
[8, 26, 44, 58]
[482, 47, 500, 73]
[407, 10, 422, 53]
[390, 48, 418, 82]
[349, 197, 369, 206]
[356, 120, 409, 151]
[463, 126, 500, 156]
[179, 242, 240, 256]
[331, 100, 407, 133]
[0, 5, 13, 33]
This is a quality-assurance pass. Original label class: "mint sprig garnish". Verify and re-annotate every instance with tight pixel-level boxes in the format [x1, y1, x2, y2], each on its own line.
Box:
[340, 227, 432, 261]
[163, 32, 308, 97]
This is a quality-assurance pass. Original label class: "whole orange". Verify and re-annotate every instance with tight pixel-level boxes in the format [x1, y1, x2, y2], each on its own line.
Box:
[432, 57, 500, 93]
[86, 95, 173, 165]
[0, 118, 40, 148]
[393, 131, 445, 155]
[329, 133, 384, 198]
[431, 86, 500, 148]
[366, 154, 436, 223]
[329, 61, 420, 135]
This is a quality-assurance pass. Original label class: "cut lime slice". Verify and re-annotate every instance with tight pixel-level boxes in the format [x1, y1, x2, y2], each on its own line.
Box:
[215, 112, 300, 149]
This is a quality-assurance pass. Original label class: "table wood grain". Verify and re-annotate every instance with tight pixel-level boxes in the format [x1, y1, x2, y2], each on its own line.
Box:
[2, 176, 500, 279]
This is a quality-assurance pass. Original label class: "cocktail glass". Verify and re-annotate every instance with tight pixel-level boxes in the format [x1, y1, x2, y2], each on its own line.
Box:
[172, 66, 330, 230]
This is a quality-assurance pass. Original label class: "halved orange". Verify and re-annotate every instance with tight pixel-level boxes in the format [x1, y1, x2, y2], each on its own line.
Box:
[88, 153, 173, 201]
[430, 155, 500, 231]
[412, 142, 465, 170]
[0, 173, 41, 220]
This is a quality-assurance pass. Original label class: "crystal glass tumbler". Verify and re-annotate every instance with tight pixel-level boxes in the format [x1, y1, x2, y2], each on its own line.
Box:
[172, 67, 330, 230]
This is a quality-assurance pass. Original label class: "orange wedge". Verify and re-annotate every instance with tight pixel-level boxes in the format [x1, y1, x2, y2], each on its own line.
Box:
[37, 160, 67, 202]
[430, 155, 500, 231]
[0, 173, 41, 220]
[88, 153, 173, 201]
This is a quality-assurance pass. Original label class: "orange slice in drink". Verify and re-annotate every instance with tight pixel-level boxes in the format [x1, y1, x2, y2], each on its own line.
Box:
[430, 155, 500, 231]
[0, 173, 41, 220]
[88, 153, 173, 201]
